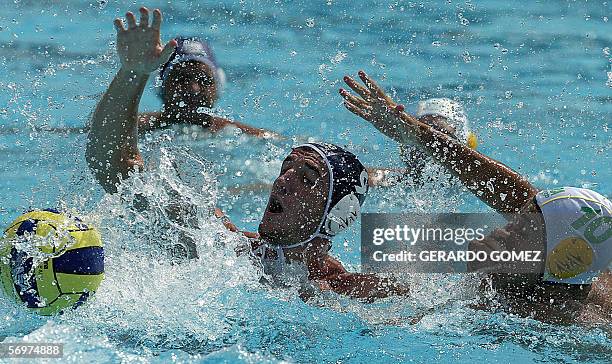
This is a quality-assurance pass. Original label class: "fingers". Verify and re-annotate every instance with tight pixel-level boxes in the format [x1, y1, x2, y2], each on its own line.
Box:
[397, 107, 420, 126]
[139, 7, 149, 28]
[160, 39, 178, 62]
[358, 70, 387, 100]
[126, 11, 137, 29]
[113, 18, 126, 32]
[152, 9, 162, 30]
[343, 75, 370, 100]
[121, 8, 161, 31]
[343, 101, 372, 121]
[339, 88, 370, 110]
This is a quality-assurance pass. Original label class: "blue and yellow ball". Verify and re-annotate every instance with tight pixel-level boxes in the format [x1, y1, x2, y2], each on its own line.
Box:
[0, 209, 104, 315]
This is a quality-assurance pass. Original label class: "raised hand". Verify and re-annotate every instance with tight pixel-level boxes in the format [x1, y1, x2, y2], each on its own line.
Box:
[113, 7, 176, 75]
[340, 71, 539, 214]
[340, 71, 418, 144]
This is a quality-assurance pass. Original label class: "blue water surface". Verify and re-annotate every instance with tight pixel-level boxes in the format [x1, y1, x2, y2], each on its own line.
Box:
[0, 0, 610, 363]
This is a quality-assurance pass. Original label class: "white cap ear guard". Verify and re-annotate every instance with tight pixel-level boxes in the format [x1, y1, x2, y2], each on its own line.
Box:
[273, 143, 369, 250]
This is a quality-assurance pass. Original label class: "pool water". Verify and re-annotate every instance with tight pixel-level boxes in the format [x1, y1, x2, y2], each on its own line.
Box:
[0, 0, 610, 362]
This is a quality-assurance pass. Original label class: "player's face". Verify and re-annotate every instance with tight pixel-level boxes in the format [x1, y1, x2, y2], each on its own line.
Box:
[163, 61, 218, 113]
[259, 148, 330, 245]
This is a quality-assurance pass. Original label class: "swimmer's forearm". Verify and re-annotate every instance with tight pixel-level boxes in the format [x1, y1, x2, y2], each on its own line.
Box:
[86, 68, 148, 193]
[220, 119, 284, 140]
[405, 116, 538, 213]
[214, 208, 260, 239]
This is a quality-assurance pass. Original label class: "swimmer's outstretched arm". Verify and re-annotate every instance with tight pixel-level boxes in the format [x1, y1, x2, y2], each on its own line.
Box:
[86, 8, 176, 193]
[340, 71, 538, 214]
[137, 111, 283, 140]
[313, 256, 410, 300]
[219, 118, 284, 139]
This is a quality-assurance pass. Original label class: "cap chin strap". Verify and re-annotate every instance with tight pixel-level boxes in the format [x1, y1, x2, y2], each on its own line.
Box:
[261, 143, 335, 255]
[289, 143, 335, 248]
[275, 232, 332, 250]
[258, 231, 332, 271]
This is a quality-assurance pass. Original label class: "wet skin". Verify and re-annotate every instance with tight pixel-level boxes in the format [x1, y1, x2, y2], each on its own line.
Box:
[139, 58, 276, 137]
[418, 114, 459, 139]
[161, 60, 218, 125]
[258, 147, 330, 245]
[248, 148, 410, 300]
[340, 70, 612, 324]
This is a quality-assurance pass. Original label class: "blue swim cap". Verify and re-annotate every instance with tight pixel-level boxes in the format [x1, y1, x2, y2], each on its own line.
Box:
[290, 143, 369, 246]
[159, 37, 226, 90]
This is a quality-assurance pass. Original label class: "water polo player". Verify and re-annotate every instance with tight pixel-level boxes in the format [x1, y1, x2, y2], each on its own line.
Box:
[340, 71, 611, 324]
[98, 7, 277, 138]
[86, 8, 408, 300]
[400, 98, 477, 182]
[367, 98, 478, 187]
[245, 142, 409, 299]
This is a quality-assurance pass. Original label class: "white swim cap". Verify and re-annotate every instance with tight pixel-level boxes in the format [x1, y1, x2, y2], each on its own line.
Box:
[416, 98, 470, 143]
[159, 37, 226, 97]
[535, 187, 612, 285]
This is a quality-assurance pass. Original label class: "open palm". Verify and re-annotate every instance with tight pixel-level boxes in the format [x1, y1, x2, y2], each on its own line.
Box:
[114, 7, 176, 75]
[340, 71, 418, 144]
